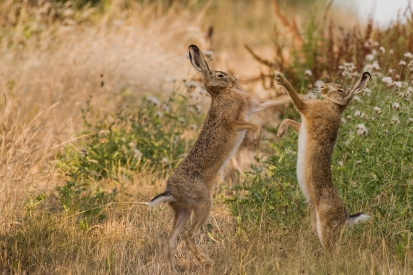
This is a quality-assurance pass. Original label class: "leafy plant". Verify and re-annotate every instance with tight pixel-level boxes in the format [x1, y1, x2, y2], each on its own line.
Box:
[56, 92, 203, 181]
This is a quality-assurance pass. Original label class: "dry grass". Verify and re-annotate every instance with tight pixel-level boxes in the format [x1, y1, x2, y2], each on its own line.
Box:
[1, 0, 413, 274]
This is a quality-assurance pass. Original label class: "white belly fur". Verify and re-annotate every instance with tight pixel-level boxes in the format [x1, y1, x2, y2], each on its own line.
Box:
[297, 118, 310, 202]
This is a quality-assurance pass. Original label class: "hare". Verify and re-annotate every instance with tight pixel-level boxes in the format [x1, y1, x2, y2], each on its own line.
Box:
[275, 71, 371, 249]
[148, 45, 287, 270]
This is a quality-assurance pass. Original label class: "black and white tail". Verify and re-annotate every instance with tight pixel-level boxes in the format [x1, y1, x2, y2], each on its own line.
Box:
[346, 212, 370, 227]
[147, 191, 176, 208]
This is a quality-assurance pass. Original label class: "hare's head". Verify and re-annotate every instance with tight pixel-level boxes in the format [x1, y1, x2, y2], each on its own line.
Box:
[189, 44, 237, 96]
[320, 72, 371, 106]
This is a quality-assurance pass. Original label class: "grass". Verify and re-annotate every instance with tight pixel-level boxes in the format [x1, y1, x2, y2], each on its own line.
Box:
[1, 0, 413, 274]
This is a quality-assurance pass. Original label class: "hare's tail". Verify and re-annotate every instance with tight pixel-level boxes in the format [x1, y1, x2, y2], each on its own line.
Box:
[346, 212, 370, 227]
[148, 191, 176, 208]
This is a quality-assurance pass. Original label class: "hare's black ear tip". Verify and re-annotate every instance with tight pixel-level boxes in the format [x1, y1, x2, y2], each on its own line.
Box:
[363, 72, 372, 79]
[188, 44, 199, 51]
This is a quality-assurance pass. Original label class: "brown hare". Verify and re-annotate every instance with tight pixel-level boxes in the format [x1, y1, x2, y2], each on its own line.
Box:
[148, 45, 287, 270]
[275, 71, 371, 249]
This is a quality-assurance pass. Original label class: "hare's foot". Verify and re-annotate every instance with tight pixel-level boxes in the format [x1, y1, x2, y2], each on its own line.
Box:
[193, 249, 212, 266]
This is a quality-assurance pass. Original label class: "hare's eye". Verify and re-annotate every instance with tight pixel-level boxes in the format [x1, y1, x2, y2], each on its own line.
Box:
[217, 73, 225, 78]
[338, 89, 344, 93]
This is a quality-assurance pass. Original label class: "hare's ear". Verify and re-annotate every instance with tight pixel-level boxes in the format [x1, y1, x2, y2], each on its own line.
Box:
[350, 72, 371, 94]
[188, 44, 210, 72]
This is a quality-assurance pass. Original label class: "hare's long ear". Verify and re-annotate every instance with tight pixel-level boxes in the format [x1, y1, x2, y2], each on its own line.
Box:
[188, 44, 210, 72]
[350, 72, 371, 94]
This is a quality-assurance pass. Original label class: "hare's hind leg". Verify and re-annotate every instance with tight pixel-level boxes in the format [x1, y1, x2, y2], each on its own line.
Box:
[316, 204, 341, 251]
[167, 203, 191, 270]
[277, 119, 301, 137]
[185, 199, 213, 266]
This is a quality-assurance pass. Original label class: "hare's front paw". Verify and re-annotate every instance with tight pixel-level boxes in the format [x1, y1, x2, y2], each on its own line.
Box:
[274, 71, 286, 86]
[277, 123, 287, 137]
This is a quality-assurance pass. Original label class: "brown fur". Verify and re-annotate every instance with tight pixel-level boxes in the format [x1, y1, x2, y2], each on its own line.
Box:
[275, 71, 371, 249]
[149, 45, 288, 271]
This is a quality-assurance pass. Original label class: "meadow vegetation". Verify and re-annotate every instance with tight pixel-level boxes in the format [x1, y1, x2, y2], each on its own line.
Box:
[1, 0, 413, 274]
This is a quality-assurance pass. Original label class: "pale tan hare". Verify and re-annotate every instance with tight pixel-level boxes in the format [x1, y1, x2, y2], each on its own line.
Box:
[148, 45, 286, 270]
[275, 71, 371, 249]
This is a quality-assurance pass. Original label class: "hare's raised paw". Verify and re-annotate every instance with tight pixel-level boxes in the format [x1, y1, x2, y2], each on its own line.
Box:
[274, 71, 286, 86]
[277, 126, 286, 137]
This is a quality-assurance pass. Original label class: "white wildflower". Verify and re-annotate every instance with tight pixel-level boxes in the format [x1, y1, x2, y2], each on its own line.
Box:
[393, 81, 403, 89]
[388, 68, 394, 74]
[356, 160, 362, 164]
[184, 79, 200, 89]
[379, 47, 385, 54]
[363, 88, 371, 96]
[354, 110, 362, 117]
[382, 76, 393, 87]
[391, 115, 400, 124]
[366, 54, 374, 61]
[399, 60, 407, 66]
[306, 92, 317, 100]
[384, 129, 389, 134]
[190, 91, 200, 102]
[346, 115, 352, 121]
[372, 61, 381, 71]
[195, 86, 207, 97]
[156, 111, 163, 118]
[392, 102, 400, 110]
[364, 64, 373, 72]
[338, 161, 344, 166]
[408, 118, 413, 123]
[373, 106, 381, 114]
[190, 124, 198, 131]
[356, 124, 368, 136]
[404, 52, 413, 59]
[341, 117, 347, 123]
[194, 104, 202, 113]
[304, 69, 312, 76]
[314, 80, 324, 89]
[162, 157, 169, 165]
[146, 95, 160, 107]
[389, 49, 394, 54]
[398, 92, 405, 98]
[352, 96, 361, 103]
